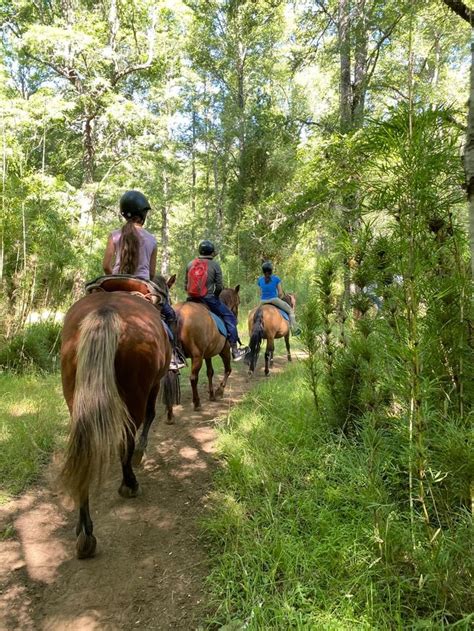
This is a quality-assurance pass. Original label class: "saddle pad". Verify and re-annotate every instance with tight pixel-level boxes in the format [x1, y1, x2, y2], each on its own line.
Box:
[210, 312, 227, 337]
[278, 309, 289, 321]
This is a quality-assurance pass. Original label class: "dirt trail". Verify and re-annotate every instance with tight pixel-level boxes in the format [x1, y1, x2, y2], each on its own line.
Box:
[0, 353, 301, 631]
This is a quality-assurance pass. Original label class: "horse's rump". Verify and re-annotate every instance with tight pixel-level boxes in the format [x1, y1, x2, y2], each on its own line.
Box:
[248, 303, 289, 339]
[175, 301, 227, 358]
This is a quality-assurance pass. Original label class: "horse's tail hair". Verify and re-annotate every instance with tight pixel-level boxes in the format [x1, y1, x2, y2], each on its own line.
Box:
[247, 308, 264, 370]
[60, 307, 133, 504]
[162, 370, 181, 408]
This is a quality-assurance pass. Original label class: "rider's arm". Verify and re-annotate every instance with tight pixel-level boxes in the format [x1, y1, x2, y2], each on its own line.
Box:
[149, 246, 157, 280]
[102, 234, 115, 275]
[277, 281, 284, 298]
[214, 262, 223, 296]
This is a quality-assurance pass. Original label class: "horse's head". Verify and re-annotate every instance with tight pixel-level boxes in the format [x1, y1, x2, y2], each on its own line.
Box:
[283, 292, 296, 310]
[153, 274, 177, 304]
[219, 285, 241, 318]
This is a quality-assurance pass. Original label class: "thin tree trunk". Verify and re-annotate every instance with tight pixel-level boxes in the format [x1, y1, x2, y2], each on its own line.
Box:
[338, 0, 352, 133]
[161, 174, 170, 276]
[466, 38, 474, 278]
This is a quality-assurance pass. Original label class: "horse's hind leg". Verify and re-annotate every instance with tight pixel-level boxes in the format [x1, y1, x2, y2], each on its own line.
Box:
[75, 496, 96, 559]
[190, 356, 203, 410]
[285, 333, 292, 362]
[119, 432, 141, 498]
[132, 384, 159, 466]
[205, 358, 216, 401]
[216, 343, 232, 398]
[264, 338, 274, 376]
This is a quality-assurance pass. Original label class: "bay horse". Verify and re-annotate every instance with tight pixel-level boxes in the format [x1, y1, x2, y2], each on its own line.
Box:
[60, 290, 174, 559]
[246, 294, 296, 377]
[173, 285, 241, 413]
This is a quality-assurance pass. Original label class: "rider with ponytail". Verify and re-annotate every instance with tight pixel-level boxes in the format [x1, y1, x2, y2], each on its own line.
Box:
[102, 190, 185, 369]
[102, 190, 156, 279]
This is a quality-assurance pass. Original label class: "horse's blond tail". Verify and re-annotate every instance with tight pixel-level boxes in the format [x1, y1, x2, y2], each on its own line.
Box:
[60, 307, 133, 504]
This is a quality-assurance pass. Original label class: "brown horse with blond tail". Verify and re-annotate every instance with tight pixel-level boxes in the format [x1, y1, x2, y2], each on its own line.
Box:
[173, 285, 241, 413]
[246, 293, 296, 377]
[60, 290, 174, 559]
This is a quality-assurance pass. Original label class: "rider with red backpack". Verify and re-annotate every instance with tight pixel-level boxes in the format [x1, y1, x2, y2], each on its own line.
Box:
[185, 240, 248, 361]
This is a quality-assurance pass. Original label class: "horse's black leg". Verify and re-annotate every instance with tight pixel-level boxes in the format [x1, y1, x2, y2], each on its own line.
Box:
[285, 333, 292, 362]
[132, 384, 159, 466]
[75, 496, 96, 559]
[119, 432, 141, 498]
[190, 356, 203, 410]
[216, 343, 232, 398]
[205, 358, 216, 401]
[265, 338, 274, 376]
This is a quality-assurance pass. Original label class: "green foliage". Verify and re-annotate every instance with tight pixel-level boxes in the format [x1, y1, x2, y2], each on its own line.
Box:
[205, 364, 474, 628]
[0, 372, 67, 502]
[0, 321, 61, 373]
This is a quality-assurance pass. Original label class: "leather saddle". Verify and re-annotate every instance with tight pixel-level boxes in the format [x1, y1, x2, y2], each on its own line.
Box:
[85, 274, 167, 306]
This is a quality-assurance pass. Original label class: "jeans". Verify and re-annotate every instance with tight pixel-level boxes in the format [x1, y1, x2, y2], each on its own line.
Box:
[261, 298, 297, 327]
[187, 294, 239, 344]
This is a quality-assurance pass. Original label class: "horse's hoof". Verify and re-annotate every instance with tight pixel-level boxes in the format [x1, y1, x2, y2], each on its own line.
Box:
[165, 416, 175, 425]
[76, 532, 97, 559]
[118, 483, 142, 498]
[194, 402, 202, 411]
[209, 393, 216, 401]
[287, 356, 292, 362]
[215, 387, 224, 399]
[132, 447, 145, 467]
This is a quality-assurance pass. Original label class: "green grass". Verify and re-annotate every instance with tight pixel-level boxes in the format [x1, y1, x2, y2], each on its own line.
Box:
[203, 362, 474, 630]
[0, 372, 68, 503]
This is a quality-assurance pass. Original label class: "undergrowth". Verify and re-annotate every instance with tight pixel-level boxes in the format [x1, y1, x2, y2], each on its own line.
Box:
[0, 372, 67, 503]
[203, 363, 473, 629]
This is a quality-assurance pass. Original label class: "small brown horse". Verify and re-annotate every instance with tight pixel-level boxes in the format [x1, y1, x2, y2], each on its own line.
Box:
[60, 291, 173, 559]
[246, 294, 296, 376]
[173, 285, 241, 413]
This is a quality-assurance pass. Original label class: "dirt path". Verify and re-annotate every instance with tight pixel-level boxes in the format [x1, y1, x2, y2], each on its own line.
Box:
[0, 353, 302, 630]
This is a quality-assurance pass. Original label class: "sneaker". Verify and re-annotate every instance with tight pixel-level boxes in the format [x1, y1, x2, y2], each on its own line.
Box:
[232, 346, 249, 362]
[169, 351, 186, 371]
[291, 326, 302, 337]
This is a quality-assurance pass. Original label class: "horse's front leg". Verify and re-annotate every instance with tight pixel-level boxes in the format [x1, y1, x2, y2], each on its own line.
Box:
[284, 333, 292, 362]
[119, 432, 141, 498]
[75, 496, 96, 559]
[216, 343, 232, 398]
[205, 358, 216, 401]
[190, 356, 203, 410]
[132, 384, 160, 466]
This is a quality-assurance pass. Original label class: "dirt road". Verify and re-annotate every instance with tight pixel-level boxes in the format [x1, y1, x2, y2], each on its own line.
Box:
[0, 354, 299, 630]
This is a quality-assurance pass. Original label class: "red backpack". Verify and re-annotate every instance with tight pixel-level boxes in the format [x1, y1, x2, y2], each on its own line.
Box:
[187, 258, 209, 297]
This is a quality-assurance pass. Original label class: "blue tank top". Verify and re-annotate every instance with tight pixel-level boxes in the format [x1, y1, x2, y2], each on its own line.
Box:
[257, 275, 281, 300]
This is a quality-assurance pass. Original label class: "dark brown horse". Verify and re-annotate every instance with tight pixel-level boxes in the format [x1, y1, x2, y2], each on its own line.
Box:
[173, 285, 241, 413]
[60, 290, 173, 559]
[246, 294, 296, 376]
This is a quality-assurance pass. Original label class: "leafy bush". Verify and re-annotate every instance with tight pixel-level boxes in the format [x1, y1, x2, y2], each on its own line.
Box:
[0, 321, 62, 373]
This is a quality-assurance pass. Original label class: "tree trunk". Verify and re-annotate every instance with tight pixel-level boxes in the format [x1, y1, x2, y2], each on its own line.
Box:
[338, 0, 352, 133]
[161, 174, 170, 276]
[466, 39, 474, 278]
[353, 0, 368, 128]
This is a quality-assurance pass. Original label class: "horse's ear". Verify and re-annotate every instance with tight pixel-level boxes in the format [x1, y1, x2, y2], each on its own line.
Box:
[234, 284, 240, 294]
[167, 274, 176, 288]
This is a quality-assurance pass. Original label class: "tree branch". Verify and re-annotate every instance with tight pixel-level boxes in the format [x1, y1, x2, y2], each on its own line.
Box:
[441, 0, 474, 23]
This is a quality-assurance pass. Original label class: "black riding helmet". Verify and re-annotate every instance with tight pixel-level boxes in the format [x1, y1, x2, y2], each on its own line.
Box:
[120, 190, 151, 220]
[262, 261, 273, 274]
[199, 240, 216, 256]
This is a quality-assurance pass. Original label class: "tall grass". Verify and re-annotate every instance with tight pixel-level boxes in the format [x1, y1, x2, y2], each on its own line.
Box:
[203, 363, 473, 629]
[0, 373, 67, 503]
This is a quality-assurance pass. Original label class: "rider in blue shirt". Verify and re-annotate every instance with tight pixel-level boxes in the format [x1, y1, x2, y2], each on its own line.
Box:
[257, 261, 300, 335]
